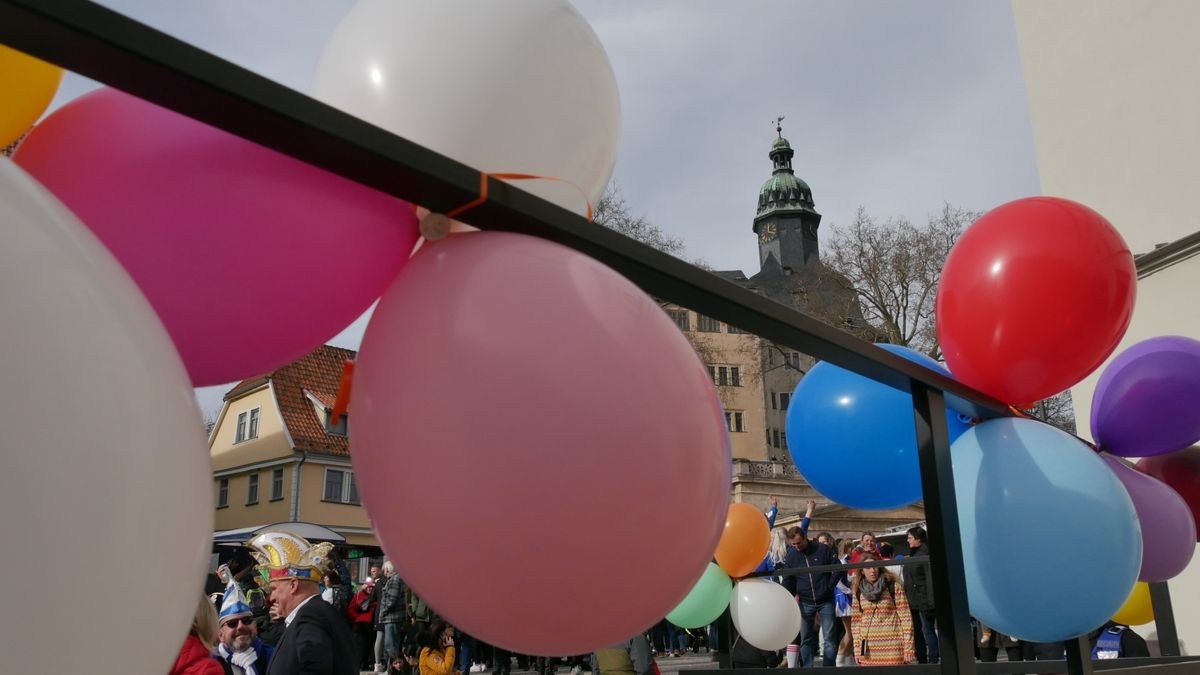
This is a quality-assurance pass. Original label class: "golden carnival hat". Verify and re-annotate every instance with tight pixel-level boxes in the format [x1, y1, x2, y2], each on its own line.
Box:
[245, 530, 334, 582]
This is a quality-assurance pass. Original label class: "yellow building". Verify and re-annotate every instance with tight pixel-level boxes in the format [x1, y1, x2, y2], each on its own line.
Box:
[209, 345, 377, 547]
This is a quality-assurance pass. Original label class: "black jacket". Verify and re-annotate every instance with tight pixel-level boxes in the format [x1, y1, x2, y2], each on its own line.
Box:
[902, 545, 934, 611]
[266, 595, 358, 675]
[778, 540, 837, 603]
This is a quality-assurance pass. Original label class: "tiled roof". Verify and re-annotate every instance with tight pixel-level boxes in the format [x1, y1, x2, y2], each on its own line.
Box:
[226, 345, 358, 457]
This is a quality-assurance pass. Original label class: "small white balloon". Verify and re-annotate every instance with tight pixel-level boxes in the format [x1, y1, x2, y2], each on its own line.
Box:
[0, 159, 213, 673]
[730, 579, 803, 651]
[311, 0, 620, 218]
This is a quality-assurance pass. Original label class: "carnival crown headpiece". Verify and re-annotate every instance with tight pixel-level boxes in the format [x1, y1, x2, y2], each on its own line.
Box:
[246, 530, 333, 582]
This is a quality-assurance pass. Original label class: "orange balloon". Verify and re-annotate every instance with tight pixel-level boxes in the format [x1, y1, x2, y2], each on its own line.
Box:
[714, 503, 771, 578]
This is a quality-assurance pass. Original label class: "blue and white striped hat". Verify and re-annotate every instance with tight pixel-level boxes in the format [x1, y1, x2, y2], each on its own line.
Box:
[218, 578, 253, 625]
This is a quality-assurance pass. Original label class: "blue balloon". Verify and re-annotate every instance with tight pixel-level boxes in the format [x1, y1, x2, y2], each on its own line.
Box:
[784, 343, 969, 509]
[953, 418, 1142, 642]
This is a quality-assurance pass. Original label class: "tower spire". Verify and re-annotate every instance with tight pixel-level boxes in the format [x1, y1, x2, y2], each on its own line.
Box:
[774, 116, 785, 138]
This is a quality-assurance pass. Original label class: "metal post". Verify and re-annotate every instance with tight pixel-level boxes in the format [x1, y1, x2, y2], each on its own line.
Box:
[911, 382, 975, 675]
[718, 606, 733, 669]
[1065, 636, 1094, 674]
[1149, 582, 1181, 657]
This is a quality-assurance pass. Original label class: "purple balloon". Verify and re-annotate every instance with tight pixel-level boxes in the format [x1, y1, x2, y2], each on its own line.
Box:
[1103, 455, 1196, 582]
[1091, 336, 1200, 457]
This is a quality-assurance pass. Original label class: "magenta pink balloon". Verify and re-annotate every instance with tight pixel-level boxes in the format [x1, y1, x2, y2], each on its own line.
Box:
[354, 232, 731, 655]
[1104, 455, 1196, 581]
[14, 88, 418, 386]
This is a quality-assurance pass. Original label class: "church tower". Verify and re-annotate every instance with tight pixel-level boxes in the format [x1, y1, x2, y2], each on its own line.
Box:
[753, 120, 822, 269]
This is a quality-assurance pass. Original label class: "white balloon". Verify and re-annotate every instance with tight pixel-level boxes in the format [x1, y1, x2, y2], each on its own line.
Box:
[312, 0, 619, 218]
[730, 579, 803, 651]
[0, 160, 213, 673]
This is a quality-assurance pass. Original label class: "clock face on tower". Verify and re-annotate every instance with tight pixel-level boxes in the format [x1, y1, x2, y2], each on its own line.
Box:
[759, 222, 777, 243]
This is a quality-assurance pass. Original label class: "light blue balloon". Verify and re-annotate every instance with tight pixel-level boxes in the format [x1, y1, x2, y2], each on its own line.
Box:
[953, 418, 1142, 642]
[785, 343, 969, 509]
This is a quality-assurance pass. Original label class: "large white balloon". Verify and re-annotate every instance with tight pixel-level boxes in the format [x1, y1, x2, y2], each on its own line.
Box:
[311, 0, 620, 218]
[0, 160, 213, 673]
[730, 579, 803, 651]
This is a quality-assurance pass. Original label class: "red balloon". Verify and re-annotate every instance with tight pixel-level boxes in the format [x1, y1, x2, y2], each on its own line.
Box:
[937, 197, 1136, 405]
[1137, 448, 1200, 542]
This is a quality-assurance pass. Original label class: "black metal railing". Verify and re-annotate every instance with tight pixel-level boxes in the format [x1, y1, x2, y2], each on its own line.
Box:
[0, 3, 1192, 674]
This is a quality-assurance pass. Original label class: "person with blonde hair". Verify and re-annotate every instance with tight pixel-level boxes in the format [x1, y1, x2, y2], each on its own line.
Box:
[834, 540, 856, 666]
[850, 554, 914, 666]
[168, 593, 228, 675]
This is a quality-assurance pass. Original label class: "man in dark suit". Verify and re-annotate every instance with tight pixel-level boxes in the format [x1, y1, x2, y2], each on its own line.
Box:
[246, 531, 358, 675]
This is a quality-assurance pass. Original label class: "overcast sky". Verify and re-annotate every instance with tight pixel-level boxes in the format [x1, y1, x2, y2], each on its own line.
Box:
[54, 1, 1042, 416]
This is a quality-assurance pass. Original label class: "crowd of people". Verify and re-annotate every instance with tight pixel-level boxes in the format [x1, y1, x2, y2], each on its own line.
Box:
[726, 499, 1151, 668]
[171, 511, 1151, 675]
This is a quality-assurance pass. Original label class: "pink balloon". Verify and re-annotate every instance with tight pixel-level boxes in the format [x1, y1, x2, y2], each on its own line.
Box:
[354, 232, 731, 655]
[1103, 455, 1196, 582]
[14, 88, 418, 386]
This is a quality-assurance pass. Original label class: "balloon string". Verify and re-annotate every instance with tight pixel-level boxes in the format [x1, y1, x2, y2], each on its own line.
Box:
[445, 172, 594, 222]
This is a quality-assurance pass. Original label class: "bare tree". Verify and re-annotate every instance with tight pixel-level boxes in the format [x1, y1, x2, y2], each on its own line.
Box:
[825, 202, 1076, 430]
[593, 182, 685, 257]
[1025, 390, 1077, 434]
[824, 203, 979, 360]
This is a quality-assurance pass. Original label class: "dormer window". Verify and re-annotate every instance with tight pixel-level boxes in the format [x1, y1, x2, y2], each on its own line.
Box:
[235, 407, 260, 443]
[326, 409, 348, 437]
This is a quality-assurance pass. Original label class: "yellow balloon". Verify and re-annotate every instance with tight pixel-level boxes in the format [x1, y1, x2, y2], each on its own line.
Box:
[0, 45, 64, 148]
[1112, 581, 1155, 626]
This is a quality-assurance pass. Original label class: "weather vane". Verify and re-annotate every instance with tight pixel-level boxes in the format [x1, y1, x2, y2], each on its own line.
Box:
[774, 116, 785, 138]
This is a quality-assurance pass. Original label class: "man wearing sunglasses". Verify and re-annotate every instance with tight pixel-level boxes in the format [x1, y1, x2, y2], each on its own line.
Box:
[216, 577, 275, 675]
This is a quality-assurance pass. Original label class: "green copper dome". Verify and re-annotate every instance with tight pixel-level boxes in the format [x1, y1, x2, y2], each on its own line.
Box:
[756, 133, 816, 218]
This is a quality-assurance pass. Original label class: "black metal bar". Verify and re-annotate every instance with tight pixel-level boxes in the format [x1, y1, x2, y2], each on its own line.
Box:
[1066, 636, 1096, 675]
[912, 383, 975, 675]
[1148, 583, 1180, 657]
[749, 555, 928, 578]
[0, 0, 1015, 416]
[694, 656, 1200, 675]
[717, 607, 733, 669]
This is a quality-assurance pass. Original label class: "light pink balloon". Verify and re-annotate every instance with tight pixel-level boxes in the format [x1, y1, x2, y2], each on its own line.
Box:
[14, 88, 418, 386]
[354, 232, 731, 655]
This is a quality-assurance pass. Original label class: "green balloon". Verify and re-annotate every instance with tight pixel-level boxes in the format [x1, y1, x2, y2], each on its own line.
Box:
[666, 563, 733, 629]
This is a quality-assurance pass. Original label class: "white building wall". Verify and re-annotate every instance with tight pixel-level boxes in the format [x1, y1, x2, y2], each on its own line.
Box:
[1014, 0, 1200, 654]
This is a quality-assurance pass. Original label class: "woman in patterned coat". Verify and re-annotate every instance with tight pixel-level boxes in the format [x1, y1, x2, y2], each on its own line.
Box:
[850, 554, 915, 666]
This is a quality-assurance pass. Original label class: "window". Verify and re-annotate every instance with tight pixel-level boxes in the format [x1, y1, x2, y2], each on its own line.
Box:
[326, 411, 348, 437]
[727, 324, 745, 334]
[779, 392, 791, 410]
[708, 365, 742, 387]
[781, 432, 788, 450]
[771, 392, 777, 410]
[724, 411, 744, 433]
[323, 468, 361, 504]
[790, 352, 801, 368]
[697, 315, 721, 332]
[271, 468, 284, 501]
[773, 429, 781, 448]
[667, 309, 690, 331]
[217, 478, 228, 508]
[246, 473, 259, 505]
[235, 407, 261, 443]
[765, 429, 772, 445]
